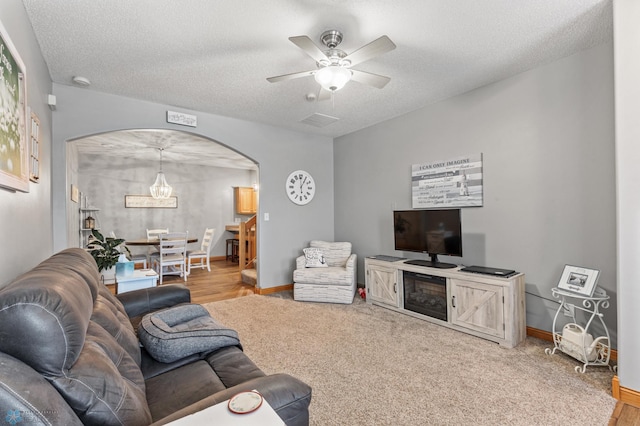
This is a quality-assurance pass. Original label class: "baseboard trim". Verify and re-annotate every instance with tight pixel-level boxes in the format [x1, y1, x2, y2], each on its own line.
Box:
[256, 284, 293, 295]
[526, 326, 618, 362]
[612, 376, 640, 407]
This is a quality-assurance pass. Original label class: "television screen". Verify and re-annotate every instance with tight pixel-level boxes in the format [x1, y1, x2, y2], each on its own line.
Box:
[393, 209, 462, 268]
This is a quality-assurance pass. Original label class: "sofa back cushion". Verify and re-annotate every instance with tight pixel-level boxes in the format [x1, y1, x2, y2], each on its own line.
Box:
[0, 252, 95, 376]
[91, 285, 142, 366]
[0, 353, 84, 425]
[42, 248, 101, 300]
[0, 248, 151, 424]
[50, 322, 151, 425]
[310, 241, 352, 267]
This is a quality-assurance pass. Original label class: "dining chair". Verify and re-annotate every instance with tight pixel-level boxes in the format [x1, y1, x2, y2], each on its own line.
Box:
[151, 231, 188, 285]
[146, 228, 169, 240]
[187, 228, 215, 274]
[110, 231, 147, 269]
[146, 228, 169, 264]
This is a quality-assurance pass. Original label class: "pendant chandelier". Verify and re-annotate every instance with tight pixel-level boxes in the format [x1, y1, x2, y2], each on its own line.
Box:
[150, 148, 172, 199]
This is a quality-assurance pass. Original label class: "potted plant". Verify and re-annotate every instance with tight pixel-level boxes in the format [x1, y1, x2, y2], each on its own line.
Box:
[86, 230, 131, 283]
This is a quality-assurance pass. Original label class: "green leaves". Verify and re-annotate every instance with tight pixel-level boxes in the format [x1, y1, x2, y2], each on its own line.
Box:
[86, 230, 131, 272]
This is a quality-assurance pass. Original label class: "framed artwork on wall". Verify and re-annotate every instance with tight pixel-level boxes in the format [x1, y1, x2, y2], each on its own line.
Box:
[0, 19, 29, 192]
[70, 184, 79, 203]
[557, 265, 600, 297]
[125, 195, 178, 208]
[29, 110, 40, 183]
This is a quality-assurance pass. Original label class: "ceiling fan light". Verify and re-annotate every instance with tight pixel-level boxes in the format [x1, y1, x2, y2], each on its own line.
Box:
[314, 65, 352, 92]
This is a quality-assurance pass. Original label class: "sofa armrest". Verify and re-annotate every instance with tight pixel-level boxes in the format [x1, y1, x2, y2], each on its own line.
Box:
[347, 253, 357, 283]
[116, 284, 191, 319]
[346, 253, 357, 271]
[151, 373, 311, 426]
[295, 254, 306, 270]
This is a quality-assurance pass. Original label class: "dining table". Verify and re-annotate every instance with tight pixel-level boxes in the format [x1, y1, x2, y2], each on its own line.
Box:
[125, 237, 198, 246]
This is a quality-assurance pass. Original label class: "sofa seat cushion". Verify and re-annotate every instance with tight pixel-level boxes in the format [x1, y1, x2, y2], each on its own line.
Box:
[138, 304, 240, 363]
[140, 347, 202, 380]
[204, 345, 265, 388]
[146, 360, 227, 422]
[293, 266, 353, 286]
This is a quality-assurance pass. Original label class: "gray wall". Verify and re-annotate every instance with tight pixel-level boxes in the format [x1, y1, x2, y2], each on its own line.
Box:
[334, 42, 617, 346]
[52, 84, 335, 289]
[76, 153, 257, 258]
[0, 2, 53, 285]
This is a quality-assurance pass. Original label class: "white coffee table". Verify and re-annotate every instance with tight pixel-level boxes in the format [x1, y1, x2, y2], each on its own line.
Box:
[166, 397, 284, 425]
[115, 269, 158, 294]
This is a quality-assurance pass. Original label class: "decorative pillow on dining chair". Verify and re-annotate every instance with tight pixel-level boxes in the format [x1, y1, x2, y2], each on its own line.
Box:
[303, 247, 328, 268]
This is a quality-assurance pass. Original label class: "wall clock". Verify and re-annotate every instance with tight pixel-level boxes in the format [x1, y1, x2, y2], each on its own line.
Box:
[286, 170, 315, 205]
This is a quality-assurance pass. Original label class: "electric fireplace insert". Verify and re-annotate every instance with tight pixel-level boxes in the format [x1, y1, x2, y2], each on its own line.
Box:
[403, 271, 447, 321]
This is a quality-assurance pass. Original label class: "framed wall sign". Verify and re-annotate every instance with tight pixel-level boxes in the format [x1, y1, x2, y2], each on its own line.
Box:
[0, 19, 29, 192]
[167, 110, 197, 127]
[557, 265, 600, 297]
[412, 153, 483, 208]
[125, 195, 178, 208]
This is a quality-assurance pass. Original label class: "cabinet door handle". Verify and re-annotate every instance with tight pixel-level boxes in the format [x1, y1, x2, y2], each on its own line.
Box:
[452, 295, 456, 308]
[394, 282, 397, 293]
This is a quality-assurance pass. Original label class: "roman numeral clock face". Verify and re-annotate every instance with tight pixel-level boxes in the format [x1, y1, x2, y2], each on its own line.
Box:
[286, 170, 315, 205]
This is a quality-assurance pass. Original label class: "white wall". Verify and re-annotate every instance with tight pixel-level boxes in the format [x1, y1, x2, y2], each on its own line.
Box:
[334, 42, 617, 345]
[614, 0, 640, 393]
[0, 2, 53, 285]
[51, 85, 334, 289]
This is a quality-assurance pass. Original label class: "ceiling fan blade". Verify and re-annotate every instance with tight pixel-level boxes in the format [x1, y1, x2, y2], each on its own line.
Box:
[344, 35, 396, 66]
[350, 69, 391, 89]
[289, 35, 328, 63]
[266, 69, 316, 83]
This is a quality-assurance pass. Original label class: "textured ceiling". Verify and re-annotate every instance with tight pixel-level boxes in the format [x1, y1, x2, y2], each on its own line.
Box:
[71, 130, 257, 169]
[22, 0, 612, 165]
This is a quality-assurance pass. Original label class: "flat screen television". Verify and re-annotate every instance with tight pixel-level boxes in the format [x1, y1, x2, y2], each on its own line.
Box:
[393, 209, 462, 269]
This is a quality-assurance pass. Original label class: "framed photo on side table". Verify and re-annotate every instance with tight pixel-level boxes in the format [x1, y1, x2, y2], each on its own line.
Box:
[557, 265, 600, 297]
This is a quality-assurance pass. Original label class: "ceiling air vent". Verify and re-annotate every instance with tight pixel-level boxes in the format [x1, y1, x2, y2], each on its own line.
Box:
[300, 113, 339, 128]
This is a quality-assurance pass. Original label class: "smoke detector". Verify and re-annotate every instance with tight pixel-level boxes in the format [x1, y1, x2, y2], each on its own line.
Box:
[72, 76, 91, 86]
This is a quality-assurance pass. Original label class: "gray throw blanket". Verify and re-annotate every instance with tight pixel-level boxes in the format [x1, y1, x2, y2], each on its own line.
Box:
[138, 304, 240, 363]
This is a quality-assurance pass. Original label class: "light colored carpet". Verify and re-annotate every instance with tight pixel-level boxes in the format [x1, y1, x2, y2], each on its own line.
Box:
[203, 294, 616, 425]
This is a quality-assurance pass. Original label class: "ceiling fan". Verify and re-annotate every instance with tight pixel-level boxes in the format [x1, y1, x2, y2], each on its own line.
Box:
[267, 30, 396, 96]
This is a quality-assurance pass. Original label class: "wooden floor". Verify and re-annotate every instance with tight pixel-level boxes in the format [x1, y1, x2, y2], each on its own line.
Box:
[109, 258, 256, 304]
[610, 402, 640, 425]
[109, 259, 635, 424]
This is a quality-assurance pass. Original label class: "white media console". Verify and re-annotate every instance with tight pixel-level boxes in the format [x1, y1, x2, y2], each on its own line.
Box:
[364, 256, 526, 348]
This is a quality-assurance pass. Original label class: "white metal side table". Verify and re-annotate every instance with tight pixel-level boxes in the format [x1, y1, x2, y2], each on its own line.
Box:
[545, 286, 616, 373]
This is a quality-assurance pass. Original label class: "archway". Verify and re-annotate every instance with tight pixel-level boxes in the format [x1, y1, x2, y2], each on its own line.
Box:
[67, 128, 259, 286]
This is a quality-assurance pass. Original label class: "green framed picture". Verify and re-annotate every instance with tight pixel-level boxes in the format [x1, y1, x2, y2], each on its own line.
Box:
[0, 19, 28, 192]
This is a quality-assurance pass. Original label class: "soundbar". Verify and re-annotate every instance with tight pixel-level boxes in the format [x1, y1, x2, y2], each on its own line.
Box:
[460, 265, 518, 278]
